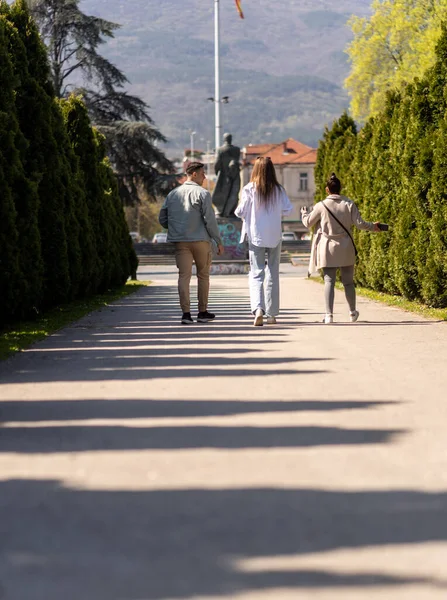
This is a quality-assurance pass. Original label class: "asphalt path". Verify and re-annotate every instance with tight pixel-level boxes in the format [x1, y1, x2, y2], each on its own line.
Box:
[0, 263, 446, 599]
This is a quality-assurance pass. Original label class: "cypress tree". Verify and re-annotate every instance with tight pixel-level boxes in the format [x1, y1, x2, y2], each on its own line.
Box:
[94, 130, 137, 285]
[61, 95, 112, 292]
[314, 126, 330, 202]
[50, 102, 84, 298]
[316, 25, 447, 307]
[0, 160, 20, 327]
[349, 121, 374, 286]
[0, 17, 30, 324]
[418, 27, 447, 307]
[423, 117, 447, 307]
[362, 94, 397, 291]
[1, 4, 44, 317]
[314, 112, 357, 202]
[63, 98, 136, 288]
[379, 91, 404, 295]
[8, 0, 71, 306]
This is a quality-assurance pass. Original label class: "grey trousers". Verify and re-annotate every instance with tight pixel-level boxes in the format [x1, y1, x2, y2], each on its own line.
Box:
[322, 265, 356, 314]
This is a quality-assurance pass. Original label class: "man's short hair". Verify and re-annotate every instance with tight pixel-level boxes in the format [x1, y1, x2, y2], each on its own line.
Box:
[185, 161, 205, 175]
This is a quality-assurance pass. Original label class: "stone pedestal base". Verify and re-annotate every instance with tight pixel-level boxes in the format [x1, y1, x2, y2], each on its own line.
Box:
[192, 261, 249, 276]
[210, 262, 249, 275]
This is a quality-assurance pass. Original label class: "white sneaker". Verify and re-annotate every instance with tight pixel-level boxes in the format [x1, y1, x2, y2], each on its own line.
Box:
[323, 314, 333, 324]
[266, 315, 277, 324]
[349, 310, 359, 323]
[253, 308, 264, 327]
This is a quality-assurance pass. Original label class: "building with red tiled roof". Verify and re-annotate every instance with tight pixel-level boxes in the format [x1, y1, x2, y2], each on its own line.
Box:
[242, 138, 317, 234]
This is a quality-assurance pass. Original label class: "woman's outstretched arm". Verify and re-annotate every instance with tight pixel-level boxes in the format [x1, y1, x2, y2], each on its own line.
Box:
[350, 202, 380, 231]
[301, 203, 321, 229]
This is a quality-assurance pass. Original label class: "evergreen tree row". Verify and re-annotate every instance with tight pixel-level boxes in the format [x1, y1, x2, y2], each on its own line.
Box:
[0, 0, 137, 327]
[315, 26, 447, 309]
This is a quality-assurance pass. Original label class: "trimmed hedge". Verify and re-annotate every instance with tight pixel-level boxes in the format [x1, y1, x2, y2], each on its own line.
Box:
[315, 27, 447, 308]
[0, 0, 137, 326]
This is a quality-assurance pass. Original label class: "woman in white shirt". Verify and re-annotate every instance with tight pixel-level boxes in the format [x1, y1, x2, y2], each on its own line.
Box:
[235, 156, 293, 326]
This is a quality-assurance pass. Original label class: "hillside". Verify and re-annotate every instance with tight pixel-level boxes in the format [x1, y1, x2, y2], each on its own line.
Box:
[81, 0, 371, 153]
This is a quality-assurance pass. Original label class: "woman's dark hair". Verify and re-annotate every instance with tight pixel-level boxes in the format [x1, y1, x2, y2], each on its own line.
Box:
[326, 172, 342, 194]
[250, 156, 281, 208]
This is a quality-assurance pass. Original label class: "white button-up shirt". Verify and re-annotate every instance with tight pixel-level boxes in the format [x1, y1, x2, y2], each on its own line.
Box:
[235, 182, 293, 248]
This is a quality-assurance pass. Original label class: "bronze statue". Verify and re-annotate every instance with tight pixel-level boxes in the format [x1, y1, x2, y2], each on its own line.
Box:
[212, 133, 241, 218]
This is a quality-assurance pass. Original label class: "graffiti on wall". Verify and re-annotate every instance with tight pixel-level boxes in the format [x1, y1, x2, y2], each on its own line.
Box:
[217, 220, 247, 259]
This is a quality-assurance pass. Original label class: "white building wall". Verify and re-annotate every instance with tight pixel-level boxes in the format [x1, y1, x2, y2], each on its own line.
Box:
[282, 164, 316, 226]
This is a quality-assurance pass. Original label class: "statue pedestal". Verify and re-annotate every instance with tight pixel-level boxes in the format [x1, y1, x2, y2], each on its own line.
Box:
[215, 217, 247, 261]
[208, 217, 249, 274]
[192, 218, 248, 275]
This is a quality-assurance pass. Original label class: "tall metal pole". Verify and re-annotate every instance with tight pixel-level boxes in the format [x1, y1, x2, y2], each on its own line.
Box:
[214, 0, 221, 151]
[190, 130, 196, 160]
[206, 140, 211, 189]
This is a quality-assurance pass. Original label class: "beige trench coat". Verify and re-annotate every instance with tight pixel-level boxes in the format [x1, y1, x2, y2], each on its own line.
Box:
[302, 195, 375, 274]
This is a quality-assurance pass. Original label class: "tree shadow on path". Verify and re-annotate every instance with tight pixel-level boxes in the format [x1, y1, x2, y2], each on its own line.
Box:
[0, 285, 329, 384]
[1, 480, 446, 599]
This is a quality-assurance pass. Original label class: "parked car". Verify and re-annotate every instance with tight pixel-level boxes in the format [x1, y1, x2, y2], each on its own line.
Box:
[281, 231, 298, 241]
[129, 231, 141, 243]
[152, 232, 168, 243]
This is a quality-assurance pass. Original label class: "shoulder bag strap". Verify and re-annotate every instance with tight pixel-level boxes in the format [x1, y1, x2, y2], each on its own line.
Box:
[322, 201, 357, 257]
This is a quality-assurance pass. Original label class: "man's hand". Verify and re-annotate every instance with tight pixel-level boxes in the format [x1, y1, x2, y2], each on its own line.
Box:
[373, 221, 381, 232]
[217, 244, 224, 256]
[300, 206, 308, 216]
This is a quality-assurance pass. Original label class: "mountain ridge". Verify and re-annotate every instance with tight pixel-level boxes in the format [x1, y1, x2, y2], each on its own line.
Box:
[80, 0, 372, 153]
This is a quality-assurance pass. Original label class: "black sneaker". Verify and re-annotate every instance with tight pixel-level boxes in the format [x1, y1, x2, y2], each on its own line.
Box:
[197, 311, 215, 323]
[181, 312, 194, 324]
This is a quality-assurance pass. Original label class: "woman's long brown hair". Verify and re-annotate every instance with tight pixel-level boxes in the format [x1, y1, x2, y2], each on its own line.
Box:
[250, 156, 282, 208]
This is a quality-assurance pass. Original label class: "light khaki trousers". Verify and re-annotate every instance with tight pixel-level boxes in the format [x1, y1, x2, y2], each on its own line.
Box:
[175, 241, 212, 313]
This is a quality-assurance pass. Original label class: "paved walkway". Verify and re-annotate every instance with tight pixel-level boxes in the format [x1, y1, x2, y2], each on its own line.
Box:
[0, 264, 446, 600]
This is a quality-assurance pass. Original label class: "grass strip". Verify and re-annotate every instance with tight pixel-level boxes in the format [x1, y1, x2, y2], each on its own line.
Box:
[0, 280, 150, 361]
[308, 277, 447, 321]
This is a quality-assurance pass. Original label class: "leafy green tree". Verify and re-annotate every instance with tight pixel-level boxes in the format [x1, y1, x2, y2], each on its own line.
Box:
[27, 0, 174, 205]
[345, 0, 447, 121]
[26, 0, 121, 97]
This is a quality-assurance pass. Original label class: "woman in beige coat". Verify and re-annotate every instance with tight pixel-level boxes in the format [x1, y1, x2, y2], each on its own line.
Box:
[301, 173, 380, 324]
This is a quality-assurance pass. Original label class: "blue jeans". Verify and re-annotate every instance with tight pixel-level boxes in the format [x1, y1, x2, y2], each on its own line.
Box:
[249, 242, 281, 316]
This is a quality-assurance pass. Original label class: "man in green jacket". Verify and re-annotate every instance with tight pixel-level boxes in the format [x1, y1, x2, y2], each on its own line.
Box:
[159, 162, 224, 324]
